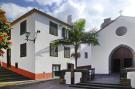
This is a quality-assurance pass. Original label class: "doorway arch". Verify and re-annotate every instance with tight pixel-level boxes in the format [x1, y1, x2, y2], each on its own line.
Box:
[109, 45, 134, 73]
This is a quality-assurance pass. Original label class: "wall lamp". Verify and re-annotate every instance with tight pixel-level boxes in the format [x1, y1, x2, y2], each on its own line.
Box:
[25, 30, 40, 43]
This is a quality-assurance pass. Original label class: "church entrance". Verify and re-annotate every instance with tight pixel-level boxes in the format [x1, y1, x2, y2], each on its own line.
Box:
[110, 45, 133, 73]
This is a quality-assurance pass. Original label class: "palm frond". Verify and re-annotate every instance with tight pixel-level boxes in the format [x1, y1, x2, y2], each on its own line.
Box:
[74, 19, 85, 31]
[51, 39, 73, 47]
[81, 32, 99, 45]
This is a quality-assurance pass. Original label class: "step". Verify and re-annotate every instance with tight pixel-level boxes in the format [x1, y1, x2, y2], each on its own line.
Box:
[0, 73, 20, 77]
[0, 69, 14, 73]
[0, 67, 31, 82]
[0, 74, 28, 79]
[0, 77, 29, 82]
[83, 82, 125, 86]
[76, 83, 131, 89]
[0, 72, 17, 75]
[0, 74, 29, 79]
[0, 72, 16, 74]
[69, 85, 119, 89]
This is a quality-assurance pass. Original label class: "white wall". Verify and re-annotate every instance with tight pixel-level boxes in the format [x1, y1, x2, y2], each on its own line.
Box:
[91, 16, 135, 74]
[2, 14, 36, 73]
[2, 12, 75, 75]
[127, 72, 135, 88]
[77, 44, 91, 67]
[34, 13, 75, 74]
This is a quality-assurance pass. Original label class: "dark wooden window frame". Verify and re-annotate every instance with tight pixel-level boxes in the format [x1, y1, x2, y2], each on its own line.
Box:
[20, 43, 27, 57]
[50, 43, 58, 57]
[62, 27, 68, 38]
[49, 21, 58, 36]
[84, 52, 88, 59]
[20, 20, 27, 35]
[64, 46, 70, 58]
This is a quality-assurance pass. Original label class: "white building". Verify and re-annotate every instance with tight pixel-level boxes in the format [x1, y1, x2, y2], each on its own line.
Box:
[1, 8, 78, 80]
[3, 8, 135, 82]
[90, 16, 135, 74]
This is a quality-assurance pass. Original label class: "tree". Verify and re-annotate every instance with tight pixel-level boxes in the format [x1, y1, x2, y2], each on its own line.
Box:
[52, 19, 99, 68]
[0, 9, 11, 56]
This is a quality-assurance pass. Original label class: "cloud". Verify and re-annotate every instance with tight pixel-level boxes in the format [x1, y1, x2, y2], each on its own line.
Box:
[1, 3, 33, 21]
[25, 0, 63, 6]
[1, 0, 135, 31]
[51, 0, 106, 31]
[123, 0, 135, 16]
[51, 0, 131, 30]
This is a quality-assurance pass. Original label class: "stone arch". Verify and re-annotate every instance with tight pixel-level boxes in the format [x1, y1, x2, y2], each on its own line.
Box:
[109, 44, 135, 73]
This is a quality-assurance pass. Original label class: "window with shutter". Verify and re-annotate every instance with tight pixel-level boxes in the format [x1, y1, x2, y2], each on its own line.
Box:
[62, 27, 68, 39]
[20, 20, 27, 35]
[20, 43, 27, 57]
[49, 21, 58, 36]
[84, 52, 88, 59]
[50, 43, 58, 57]
[64, 47, 70, 58]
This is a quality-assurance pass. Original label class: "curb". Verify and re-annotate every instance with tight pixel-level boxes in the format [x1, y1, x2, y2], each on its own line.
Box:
[0, 78, 57, 87]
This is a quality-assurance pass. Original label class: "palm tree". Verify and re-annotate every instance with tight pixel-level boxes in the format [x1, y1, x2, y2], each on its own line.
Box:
[52, 19, 99, 69]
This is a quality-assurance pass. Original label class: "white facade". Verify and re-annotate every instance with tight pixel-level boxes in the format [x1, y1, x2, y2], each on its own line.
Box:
[77, 44, 91, 67]
[2, 9, 77, 80]
[1, 9, 91, 80]
[91, 16, 135, 74]
[34, 13, 75, 74]
[11, 14, 36, 73]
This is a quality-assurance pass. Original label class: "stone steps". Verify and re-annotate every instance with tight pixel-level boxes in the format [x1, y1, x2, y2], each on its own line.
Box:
[69, 82, 132, 89]
[0, 67, 30, 82]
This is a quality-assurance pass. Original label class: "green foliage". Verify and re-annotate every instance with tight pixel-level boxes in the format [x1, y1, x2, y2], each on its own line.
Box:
[0, 19, 11, 56]
[52, 19, 99, 68]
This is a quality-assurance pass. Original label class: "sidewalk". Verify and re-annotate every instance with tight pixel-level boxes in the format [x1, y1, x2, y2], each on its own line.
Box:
[0, 78, 55, 87]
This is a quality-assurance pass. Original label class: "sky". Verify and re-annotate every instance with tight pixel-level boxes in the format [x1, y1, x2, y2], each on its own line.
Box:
[0, 0, 135, 31]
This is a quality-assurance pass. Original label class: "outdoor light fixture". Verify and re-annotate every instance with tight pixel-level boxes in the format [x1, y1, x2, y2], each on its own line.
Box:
[25, 30, 40, 43]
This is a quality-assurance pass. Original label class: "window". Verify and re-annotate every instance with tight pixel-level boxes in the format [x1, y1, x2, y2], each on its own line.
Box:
[64, 47, 70, 58]
[49, 21, 58, 36]
[20, 20, 27, 35]
[85, 52, 88, 59]
[20, 43, 27, 57]
[62, 27, 68, 38]
[116, 26, 127, 36]
[67, 63, 74, 70]
[50, 43, 58, 57]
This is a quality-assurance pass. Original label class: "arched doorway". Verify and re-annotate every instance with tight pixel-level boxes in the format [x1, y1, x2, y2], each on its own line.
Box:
[110, 45, 133, 73]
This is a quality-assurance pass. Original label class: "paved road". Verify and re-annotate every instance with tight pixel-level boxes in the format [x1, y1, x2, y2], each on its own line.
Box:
[0, 79, 85, 89]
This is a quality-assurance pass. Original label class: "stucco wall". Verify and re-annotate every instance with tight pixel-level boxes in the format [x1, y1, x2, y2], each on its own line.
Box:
[77, 44, 91, 67]
[127, 71, 135, 88]
[34, 13, 75, 74]
[3, 14, 36, 73]
[91, 16, 135, 74]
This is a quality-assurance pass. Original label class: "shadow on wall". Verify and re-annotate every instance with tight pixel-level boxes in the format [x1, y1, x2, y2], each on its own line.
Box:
[35, 46, 74, 57]
[35, 46, 50, 57]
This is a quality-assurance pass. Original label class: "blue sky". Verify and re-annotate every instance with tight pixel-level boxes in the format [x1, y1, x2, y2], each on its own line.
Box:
[0, 0, 135, 30]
